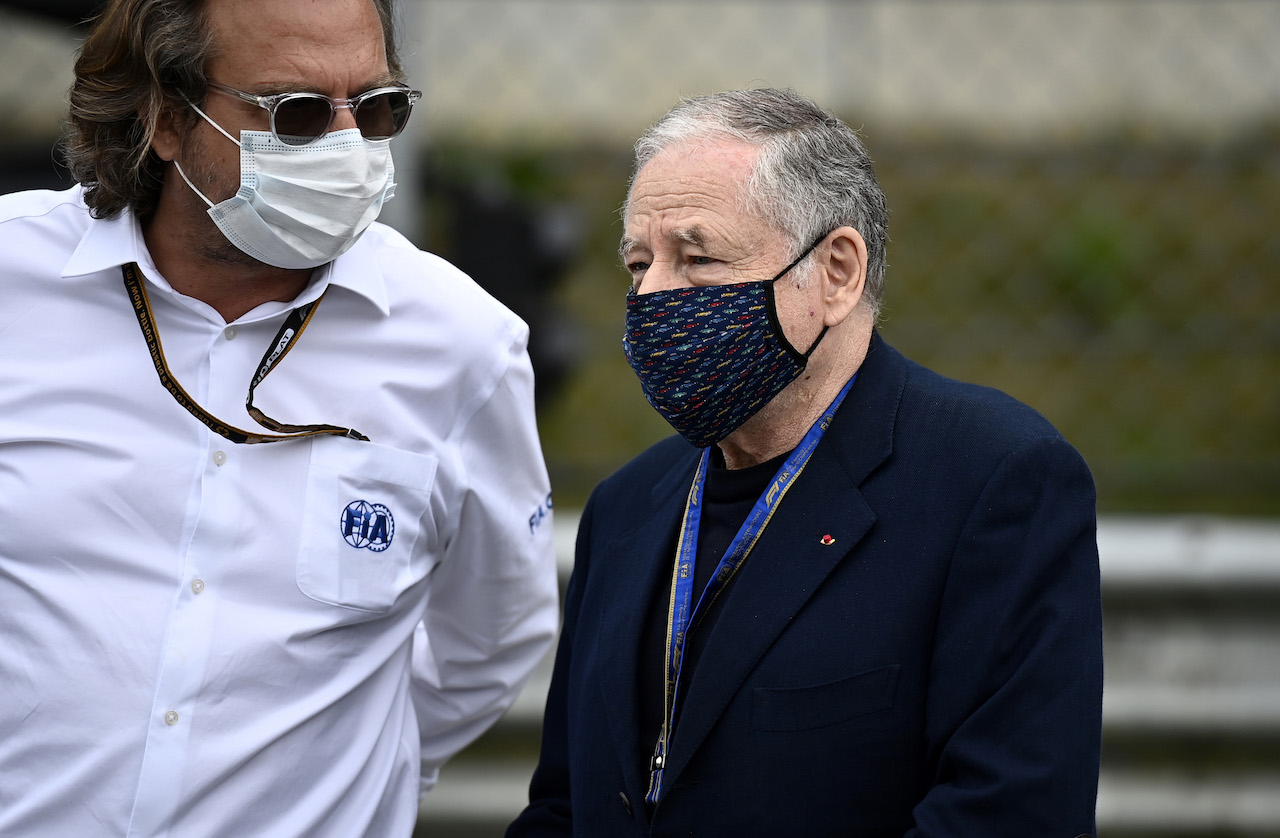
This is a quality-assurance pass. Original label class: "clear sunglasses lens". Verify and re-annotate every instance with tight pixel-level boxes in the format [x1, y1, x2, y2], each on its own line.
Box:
[355, 91, 412, 141]
[273, 95, 334, 145]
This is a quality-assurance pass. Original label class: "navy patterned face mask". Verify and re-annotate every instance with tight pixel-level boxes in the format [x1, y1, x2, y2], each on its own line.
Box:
[622, 236, 828, 448]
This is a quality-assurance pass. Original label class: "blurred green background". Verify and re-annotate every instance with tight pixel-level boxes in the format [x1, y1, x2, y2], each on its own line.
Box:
[420, 130, 1280, 516]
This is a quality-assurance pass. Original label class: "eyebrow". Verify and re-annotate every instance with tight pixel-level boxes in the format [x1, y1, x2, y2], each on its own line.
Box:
[249, 73, 403, 97]
[618, 225, 710, 260]
[618, 236, 637, 261]
[673, 226, 708, 248]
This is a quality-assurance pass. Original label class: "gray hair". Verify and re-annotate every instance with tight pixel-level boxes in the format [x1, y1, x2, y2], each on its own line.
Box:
[628, 88, 889, 315]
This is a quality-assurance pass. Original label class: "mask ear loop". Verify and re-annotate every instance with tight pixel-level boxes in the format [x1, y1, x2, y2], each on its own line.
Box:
[172, 98, 245, 209]
[764, 231, 832, 362]
[172, 160, 215, 209]
[186, 98, 244, 147]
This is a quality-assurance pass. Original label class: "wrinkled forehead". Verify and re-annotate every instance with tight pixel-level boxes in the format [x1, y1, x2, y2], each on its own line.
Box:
[629, 135, 757, 196]
[623, 139, 760, 235]
[205, 0, 391, 89]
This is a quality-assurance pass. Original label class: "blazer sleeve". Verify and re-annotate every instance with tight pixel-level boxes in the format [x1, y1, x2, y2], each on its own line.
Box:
[907, 434, 1103, 838]
[505, 491, 598, 836]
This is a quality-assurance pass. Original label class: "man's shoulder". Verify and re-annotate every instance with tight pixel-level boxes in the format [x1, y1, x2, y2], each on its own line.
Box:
[0, 186, 87, 227]
[869, 337, 1075, 461]
[625, 433, 700, 472]
[357, 221, 527, 333]
[910, 355, 1052, 418]
[357, 221, 473, 290]
[595, 434, 699, 500]
[0, 188, 95, 287]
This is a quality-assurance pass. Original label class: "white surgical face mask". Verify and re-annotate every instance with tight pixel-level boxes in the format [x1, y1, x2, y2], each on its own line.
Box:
[175, 102, 396, 269]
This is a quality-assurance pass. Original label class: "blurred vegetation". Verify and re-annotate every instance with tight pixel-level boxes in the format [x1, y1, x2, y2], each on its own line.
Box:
[421, 121, 1280, 518]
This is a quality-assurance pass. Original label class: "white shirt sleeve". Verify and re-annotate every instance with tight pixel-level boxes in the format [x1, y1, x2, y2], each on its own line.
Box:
[409, 336, 559, 795]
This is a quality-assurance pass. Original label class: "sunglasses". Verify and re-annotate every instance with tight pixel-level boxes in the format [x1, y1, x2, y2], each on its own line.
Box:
[207, 81, 422, 146]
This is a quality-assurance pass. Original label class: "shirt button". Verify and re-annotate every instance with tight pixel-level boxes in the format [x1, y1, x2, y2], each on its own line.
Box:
[213, 450, 227, 466]
[164, 710, 180, 726]
[224, 327, 237, 340]
[191, 578, 206, 594]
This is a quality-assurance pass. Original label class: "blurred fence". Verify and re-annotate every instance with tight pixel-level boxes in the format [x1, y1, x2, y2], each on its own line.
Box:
[406, 0, 1280, 516]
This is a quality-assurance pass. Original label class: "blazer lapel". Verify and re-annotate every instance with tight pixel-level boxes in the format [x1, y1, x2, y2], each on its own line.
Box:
[658, 443, 876, 786]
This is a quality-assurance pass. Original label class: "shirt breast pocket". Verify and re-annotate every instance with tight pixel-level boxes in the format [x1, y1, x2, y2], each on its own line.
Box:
[295, 437, 438, 613]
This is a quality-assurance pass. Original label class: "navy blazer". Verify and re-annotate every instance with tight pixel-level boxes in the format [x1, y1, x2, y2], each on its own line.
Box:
[509, 334, 1102, 837]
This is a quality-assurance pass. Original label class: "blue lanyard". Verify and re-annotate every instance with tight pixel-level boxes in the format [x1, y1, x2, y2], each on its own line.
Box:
[646, 373, 857, 804]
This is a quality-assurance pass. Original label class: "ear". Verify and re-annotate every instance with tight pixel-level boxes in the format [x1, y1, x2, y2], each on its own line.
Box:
[148, 98, 185, 162]
[818, 225, 868, 327]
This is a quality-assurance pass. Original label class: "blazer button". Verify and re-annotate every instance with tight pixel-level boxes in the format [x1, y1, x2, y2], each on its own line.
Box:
[618, 791, 633, 817]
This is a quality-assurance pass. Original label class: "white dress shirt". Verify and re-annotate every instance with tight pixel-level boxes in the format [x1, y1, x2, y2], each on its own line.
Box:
[0, 187, 559, 837]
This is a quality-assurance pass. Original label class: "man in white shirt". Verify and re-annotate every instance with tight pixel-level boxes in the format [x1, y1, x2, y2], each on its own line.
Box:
[0, 0, 559, 835]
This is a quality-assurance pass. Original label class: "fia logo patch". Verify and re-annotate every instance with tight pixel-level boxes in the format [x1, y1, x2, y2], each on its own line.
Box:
[529, 492, 553, 535]
[340, 500, 395, 552]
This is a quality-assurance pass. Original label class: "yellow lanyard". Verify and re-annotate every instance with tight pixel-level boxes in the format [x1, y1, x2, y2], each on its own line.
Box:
[122, 263, 369, 444]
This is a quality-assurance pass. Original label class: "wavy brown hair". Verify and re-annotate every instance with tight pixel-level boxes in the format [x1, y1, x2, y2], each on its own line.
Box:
[63, 0, 403, 221]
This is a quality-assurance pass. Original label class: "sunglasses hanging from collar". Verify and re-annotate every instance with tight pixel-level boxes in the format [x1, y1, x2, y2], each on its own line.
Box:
[122, 262, 369, 444]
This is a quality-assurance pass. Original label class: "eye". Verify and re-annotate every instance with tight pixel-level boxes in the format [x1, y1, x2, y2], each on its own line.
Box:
[691, 255, 716, 266]
[626, 260, 650, 275]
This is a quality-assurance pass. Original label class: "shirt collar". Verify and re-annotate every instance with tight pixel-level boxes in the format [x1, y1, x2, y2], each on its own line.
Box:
[61, 202, 392, 318]
[61, 203, 155, 282]
[325, 231, 391, 316]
